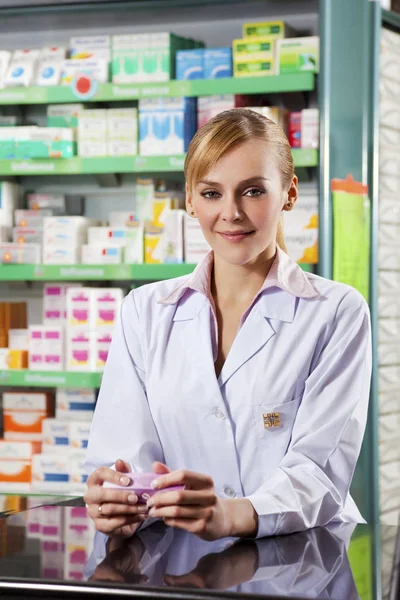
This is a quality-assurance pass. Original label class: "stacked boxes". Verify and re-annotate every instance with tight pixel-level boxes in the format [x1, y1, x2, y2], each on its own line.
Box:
[43, 216, 92, 264]
[65, 287, 123, 371]
[107, 108, 137, 156]
[47, 105, 84, 142]
[233, 37, 276, 78]
[0, 301, 27, 347]
[288, 109, 319, 148]
[0, 127, 75, 159]
[77, 108, 138, 157]
[3, 391, 53, 443]
[112, 32, 195, 84]
[86, 225, 143, 264]
[77, 109, 107, 158]
[56, 388, 96, 422]
[0, 441, 37, 491]
[176, 47, 232, 80]
[29, 325, 64, 371]
[139, 97, 197, 155]
[247, 106, 289, 134]
[197, 95, 236, 128]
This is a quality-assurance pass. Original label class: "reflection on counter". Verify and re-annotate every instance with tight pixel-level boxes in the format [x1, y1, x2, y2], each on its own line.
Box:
[0, 499, 397, 600]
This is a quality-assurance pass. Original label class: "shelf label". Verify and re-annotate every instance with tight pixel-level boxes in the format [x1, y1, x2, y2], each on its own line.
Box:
[10, 161, 56, 173]
[59, 267, 105, 278]
[23, 373, 68, 385]
[169, 156, 185, 168]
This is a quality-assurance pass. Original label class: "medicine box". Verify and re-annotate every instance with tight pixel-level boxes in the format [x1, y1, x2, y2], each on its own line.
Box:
[233, 38, 275, 62]
[93, 288, 123, 328]
[42, 247, 81, 265]
[4, 59, 35, 87]
[15, 127, 75, 160]
[123, 222, 144, 264]
[107, 108, 137, 142]
[109, 212, 137, 227]
[184, 213, 211, 263]
[242, 20, 296, 39]
[0, 182, 20, 229]
[277, 36, 320, 74]
[12, 227, 43, 245]
[77, 141, 107, 157]
[42, 418, 70, 454]
[60, 59, 109, 86]
[35, 59, 63, 87]
[204, 48, 232, 79]
[66, 288, 92, 328]
[0, 349, 28, 369]
[82, 245, 122, 264]
[27, 193, 66, 214]
[135, 178, 155, 222]
[144, 225, 167, 264]
[164, 209, 184, 263]
[233, 57, 275, 78]
[0, 243, 41, 265]
[3, 391, 51, 443]
[107, 141, 137, 156]
[43, 283, 74, 324]
[69, 422, 90, 451]
[176, 49, 204, 80]
[31, 454, 71, 492]
[66, 328, 94, 371]
[43, 216, 91, 235]
[197, 95, 235, 128]
[93, 330, 113, 371]
[15, 209, 52, 227]
[47, 104, 84, 141]
[56, 388, 96, 421]
[0, 441, 36, 491]
[88, 227, 136, 247]
[8, 329, 30, 350]
[29, 325, 64, 371]
[153, 192, 172, 227]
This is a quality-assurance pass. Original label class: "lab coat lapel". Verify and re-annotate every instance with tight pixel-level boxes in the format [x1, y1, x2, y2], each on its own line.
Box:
[218, 289, 298, 388]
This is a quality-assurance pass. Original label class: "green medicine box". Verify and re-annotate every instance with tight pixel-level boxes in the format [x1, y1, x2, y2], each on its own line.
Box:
[234, 58, 275, 78]
[277, 36, 320, 74]
[242, 20, 296, 39]
[233, 37, 275, 61]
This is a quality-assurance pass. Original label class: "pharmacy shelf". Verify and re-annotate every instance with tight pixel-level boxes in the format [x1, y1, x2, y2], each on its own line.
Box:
[0, 370, 101, 388]
[0, 149, 317, 177]
[0, 74, 315, 106]
[0, 263, 196, 281]
[0, 155, 186, 176]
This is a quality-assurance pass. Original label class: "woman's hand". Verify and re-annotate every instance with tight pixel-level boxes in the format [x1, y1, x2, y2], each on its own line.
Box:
[147, 462, 258, 541]
[84, 459, 148, 538]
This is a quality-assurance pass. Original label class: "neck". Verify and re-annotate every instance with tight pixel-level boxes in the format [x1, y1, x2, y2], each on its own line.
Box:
[211, 245, 277, 305]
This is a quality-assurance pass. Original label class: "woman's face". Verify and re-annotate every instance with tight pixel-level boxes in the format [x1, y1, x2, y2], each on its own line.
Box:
[187, 138, 298, 266]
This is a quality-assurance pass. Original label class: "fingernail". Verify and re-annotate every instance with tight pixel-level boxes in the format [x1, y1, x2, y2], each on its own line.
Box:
[128, 494, 137, 504]
[151, 479, 162, 489]
[149, 508, 156, 517]
[137, 505, 148, 513]
[120, 476, 130, 486]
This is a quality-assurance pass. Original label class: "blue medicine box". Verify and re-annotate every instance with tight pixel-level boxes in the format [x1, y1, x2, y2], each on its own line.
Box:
[176, 49, 205, 80]
[204, 47, 232, 79]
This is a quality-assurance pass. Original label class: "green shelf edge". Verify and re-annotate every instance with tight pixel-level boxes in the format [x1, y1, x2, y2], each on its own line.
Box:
[0, 262, 312, 281]
[0, 74, 315, 106]
[0, 263, 196, 281]
[0, 369, 102, 388]
[0, 149, 317, 177]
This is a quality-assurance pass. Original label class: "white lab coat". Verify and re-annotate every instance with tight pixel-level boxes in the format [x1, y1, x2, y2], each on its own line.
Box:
[85, 259, 372, 538]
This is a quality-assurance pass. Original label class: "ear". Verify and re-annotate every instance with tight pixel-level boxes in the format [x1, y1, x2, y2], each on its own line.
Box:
[282, 175, 299, 212]
[185, 182, 195, 216]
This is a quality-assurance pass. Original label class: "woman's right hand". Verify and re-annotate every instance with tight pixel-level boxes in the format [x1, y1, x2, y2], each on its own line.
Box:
[84, 459, 149, 538]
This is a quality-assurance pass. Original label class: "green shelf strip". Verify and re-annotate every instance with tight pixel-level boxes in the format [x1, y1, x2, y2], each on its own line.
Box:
[0, 263, 196, 281]
[0, 155, 186, 176]
[0, 74, 315, 106]
[0, 370, 102, 388]
[0, 149, 317, 177]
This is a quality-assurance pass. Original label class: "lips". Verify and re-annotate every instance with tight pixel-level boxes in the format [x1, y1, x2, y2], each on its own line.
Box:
[218, 230, 255, 242]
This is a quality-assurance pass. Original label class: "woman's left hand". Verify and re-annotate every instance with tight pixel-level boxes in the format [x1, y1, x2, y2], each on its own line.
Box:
[147, 462, 258, 541]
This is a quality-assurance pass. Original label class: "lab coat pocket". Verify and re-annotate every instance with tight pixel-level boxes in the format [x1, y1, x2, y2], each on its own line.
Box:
[253, 394, 302, 472]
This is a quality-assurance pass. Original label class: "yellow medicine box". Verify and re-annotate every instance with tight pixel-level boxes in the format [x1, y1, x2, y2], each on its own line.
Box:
[242, 21, 296, 40]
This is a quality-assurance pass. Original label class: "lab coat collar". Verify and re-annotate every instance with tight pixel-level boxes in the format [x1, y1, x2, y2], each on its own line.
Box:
[160, 247, 318, 323]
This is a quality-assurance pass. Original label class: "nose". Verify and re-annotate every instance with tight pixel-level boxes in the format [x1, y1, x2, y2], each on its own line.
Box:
[220, 193, 244, 222]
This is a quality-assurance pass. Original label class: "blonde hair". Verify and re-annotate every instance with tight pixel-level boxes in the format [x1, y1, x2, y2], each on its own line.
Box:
[184, 108, 294, 251]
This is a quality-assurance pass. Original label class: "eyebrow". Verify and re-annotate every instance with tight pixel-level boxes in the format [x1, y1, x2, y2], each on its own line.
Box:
[198, 177, 270, 186]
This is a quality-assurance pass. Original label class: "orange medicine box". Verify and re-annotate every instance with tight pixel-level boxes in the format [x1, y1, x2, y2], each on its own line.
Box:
[0, 441, 37, 491]
[3, 392, 53, 442]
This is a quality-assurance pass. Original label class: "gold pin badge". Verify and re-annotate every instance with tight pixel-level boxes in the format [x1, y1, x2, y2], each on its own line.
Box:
[263, 412, 281, 428]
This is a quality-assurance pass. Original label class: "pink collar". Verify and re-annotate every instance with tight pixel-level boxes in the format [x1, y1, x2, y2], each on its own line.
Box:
[159, 247, 319, 306]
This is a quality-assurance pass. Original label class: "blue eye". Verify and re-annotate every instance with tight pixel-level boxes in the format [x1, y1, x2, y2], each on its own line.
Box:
[245, 188, 265, 197]
[201, 191, 220, 200]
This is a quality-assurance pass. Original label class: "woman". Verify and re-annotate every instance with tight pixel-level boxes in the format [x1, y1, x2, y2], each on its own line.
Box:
[84, 109, 372, 541]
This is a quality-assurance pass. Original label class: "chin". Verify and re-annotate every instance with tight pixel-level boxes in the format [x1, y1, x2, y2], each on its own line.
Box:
[213, 244, 260, 267]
